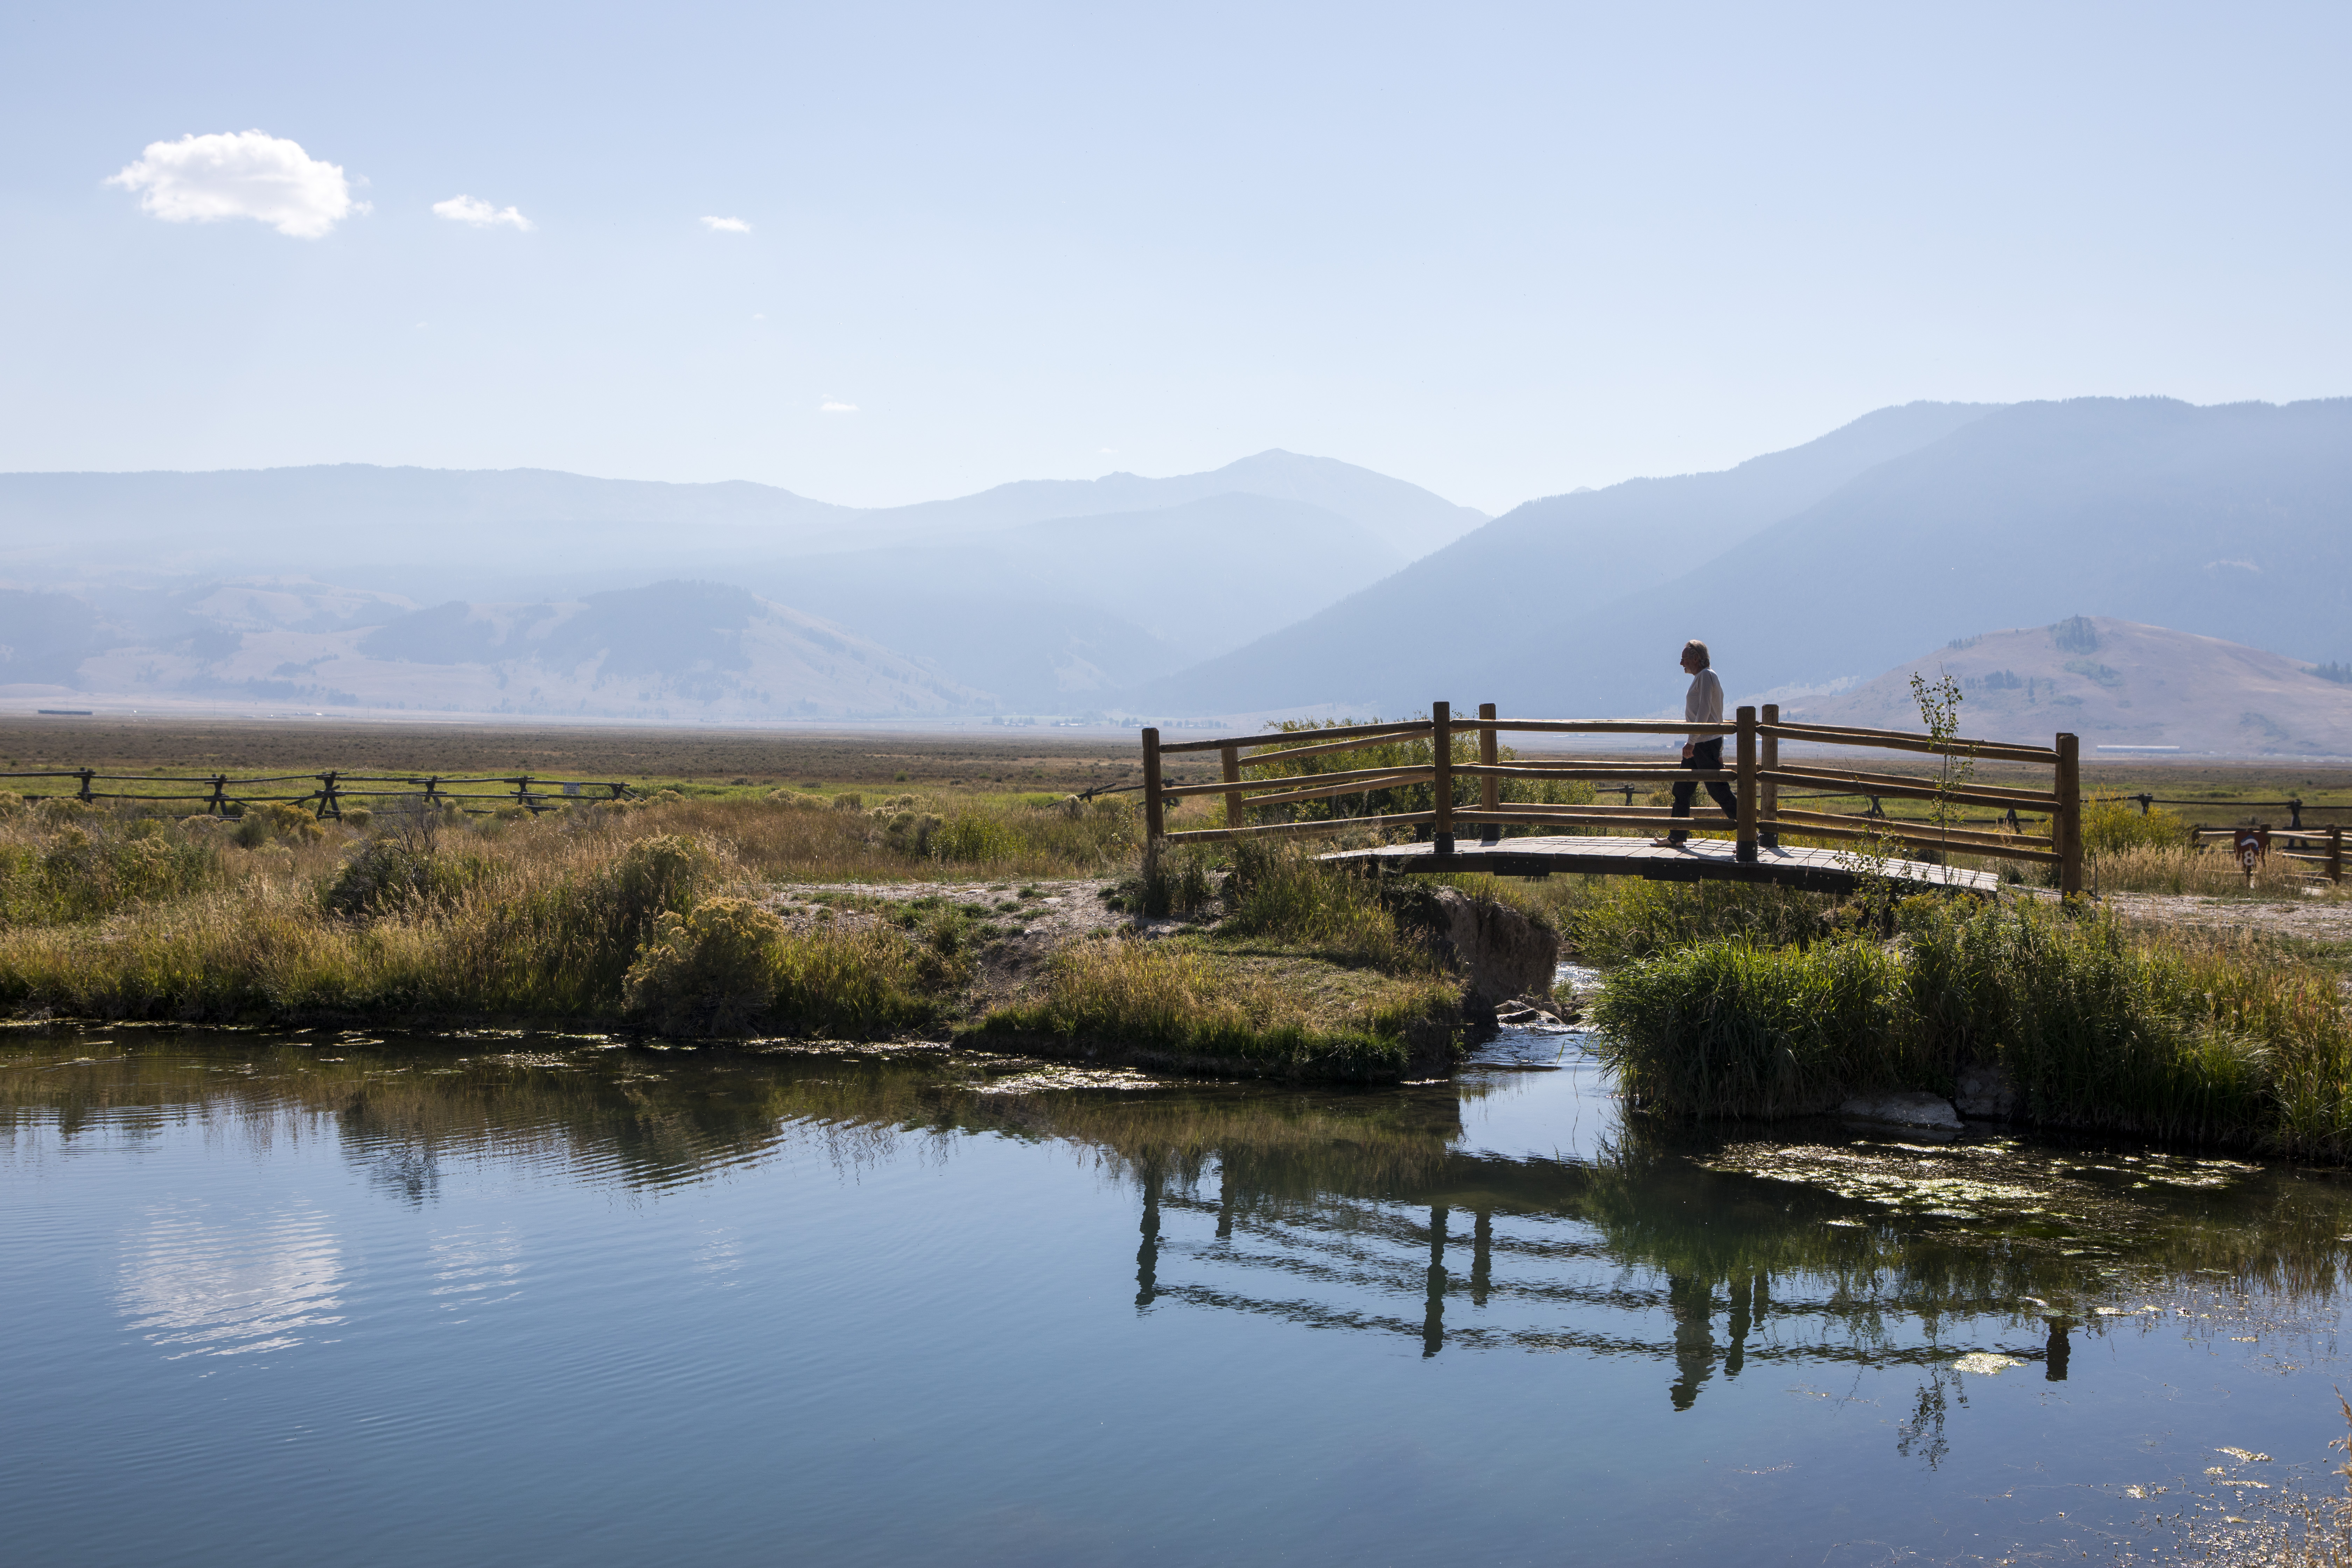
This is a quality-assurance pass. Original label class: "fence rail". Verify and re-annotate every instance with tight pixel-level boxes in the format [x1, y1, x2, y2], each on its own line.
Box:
[0, 768, 634, 818]
[1141, 703, 2086, 891]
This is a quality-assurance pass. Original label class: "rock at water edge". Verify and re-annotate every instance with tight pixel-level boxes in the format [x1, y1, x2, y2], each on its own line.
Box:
[1429, 888, 1560, 1004]
[1838, 1091, 1963, 1130]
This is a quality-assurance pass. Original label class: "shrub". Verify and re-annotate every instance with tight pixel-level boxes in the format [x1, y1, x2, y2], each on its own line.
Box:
[234, 802, 324, 848]
[325, 837, 490, 919]
[623, 897, 784, 1036]
[2080, 794, 2187, 855]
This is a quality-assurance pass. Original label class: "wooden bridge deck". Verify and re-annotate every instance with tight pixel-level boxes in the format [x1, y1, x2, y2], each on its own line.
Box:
[1322, 833, 2003, 895]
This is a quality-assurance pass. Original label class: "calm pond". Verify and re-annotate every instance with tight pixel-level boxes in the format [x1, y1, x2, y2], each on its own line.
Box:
[5, 999, 2348, 1566]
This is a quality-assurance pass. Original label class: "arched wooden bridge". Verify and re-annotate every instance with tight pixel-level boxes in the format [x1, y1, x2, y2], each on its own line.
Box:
[1139, 702, 2084, 897]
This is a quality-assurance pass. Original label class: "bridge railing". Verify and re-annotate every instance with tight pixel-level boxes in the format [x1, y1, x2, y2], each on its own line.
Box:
[1142, 703, 2084, 894]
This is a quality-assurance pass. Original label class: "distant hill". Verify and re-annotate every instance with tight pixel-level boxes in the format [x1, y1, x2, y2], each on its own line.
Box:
[0, 451, 1481, 707]
[1139, 397, 2352, 725]
[0, 449, 1482, 603]
[1133, 401, 1995, 715]
[1782, 616, 2352, 757]
[767, 493, 1409, 710]
[30, 580, 986, 721]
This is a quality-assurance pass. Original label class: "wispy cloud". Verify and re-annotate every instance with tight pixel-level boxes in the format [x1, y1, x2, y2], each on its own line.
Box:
[700, 215, 750, 233]
[106, 130, 360, 239]
[433, 195, 532, 231]
[821, 398, 859, 413]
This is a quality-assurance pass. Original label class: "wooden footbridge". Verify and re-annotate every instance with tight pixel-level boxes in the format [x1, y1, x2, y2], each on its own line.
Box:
[1139, 702, 2084, 898]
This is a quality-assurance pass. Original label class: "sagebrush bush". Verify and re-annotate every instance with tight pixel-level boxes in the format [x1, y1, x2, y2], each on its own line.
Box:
[235, 802, 324, 848]
[623, 897, 784, 1036]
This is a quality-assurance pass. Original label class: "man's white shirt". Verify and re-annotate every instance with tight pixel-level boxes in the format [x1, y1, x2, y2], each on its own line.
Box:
[1685, 668, 1724, 746]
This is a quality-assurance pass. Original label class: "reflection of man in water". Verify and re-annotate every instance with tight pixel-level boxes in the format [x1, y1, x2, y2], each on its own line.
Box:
[1667, 1274, 1715, 1410]
[1654, 639, 1740, 848]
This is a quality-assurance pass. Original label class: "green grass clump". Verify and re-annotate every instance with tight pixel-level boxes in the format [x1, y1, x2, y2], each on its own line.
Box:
[1592, 896, 2352, 1156]
[1215, 841, 1430, 969]
[972, 936, 1456, 1080]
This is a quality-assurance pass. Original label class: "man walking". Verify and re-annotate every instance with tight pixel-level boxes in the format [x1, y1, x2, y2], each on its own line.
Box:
[1652, 639, 1738, 847]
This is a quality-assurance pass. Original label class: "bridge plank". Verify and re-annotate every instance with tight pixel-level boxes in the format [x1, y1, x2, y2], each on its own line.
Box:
[1320, 833, 2004, 895]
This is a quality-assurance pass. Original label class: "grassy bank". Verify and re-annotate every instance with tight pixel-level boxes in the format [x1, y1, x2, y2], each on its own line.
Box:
[0, 789, 1487, 1079]
[1591, 893, 2352, 1158]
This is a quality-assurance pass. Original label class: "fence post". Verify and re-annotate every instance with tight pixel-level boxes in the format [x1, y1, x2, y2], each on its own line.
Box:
[1220, 744, 1244, 831]
[1477, 702, 1499, 845]
[1431, 702, 1454, 856]
[315, 771, 341, 820]
[1141, 728, 1165, 887]
[1734, 706, 1758, 863]
[77, 769, 93, 803]
[2056, 732, 2083, 896]
[1758, 702, 1779, 850]
[2331, 824, 2343, 886]
[208, 775, 227, 815]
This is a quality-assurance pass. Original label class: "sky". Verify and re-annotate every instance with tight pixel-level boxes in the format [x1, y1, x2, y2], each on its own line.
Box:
[4, 1, 2349, 515]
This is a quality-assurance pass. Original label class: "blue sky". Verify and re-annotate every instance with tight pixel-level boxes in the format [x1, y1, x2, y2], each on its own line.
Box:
[4, 2, 2348, 513]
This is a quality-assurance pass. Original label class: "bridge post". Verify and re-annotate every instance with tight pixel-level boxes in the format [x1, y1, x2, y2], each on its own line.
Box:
[2055, 732, 2082, 896]
[1477, 702, 1499, 845]
[1735, 707, 1758, 863]
[1431, 702, 1454, 856]
[1758, 704, 1779, 850]
[1141, 727, 1165, 887]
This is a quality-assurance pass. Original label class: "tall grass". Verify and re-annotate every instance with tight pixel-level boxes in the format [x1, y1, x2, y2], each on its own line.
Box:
[1592, 897, 2352, 1156]
[1217, 840, 1434, 970]
[1560, 875, 1833, 966]
[973, 936, 1459, 1078]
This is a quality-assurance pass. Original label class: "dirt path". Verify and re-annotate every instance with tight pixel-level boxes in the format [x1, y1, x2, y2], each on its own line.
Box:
[2103, 890, 2352, 946]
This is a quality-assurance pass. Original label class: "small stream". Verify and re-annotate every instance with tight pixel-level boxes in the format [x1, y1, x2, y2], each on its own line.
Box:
[5, 987, 2347, 1565]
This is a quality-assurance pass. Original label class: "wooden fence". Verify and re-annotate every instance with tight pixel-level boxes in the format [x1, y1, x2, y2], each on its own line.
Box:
[0, 769, 633, 818]
[1142, 702, 2086, 893]
[2190, 824, 2346, 884]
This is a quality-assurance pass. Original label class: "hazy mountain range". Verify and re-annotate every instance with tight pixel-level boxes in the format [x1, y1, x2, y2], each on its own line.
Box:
[4, 398, 2351, 753]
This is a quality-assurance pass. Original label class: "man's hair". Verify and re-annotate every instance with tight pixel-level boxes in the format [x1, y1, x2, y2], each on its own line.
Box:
[1683, 639, 1711, 669]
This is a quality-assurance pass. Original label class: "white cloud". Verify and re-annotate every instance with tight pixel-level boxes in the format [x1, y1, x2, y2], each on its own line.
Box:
[433, 195, 532, 231]
[701, 215, 750, 233]
[820, 398, 859, 413]
[107, 130, 358, 239]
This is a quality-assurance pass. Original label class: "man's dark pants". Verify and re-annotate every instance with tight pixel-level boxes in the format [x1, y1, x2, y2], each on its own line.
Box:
[1668, 737, 1739, 844]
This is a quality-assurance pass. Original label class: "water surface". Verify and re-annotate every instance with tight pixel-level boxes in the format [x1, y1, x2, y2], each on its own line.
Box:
[5, 1013, 2348, 1565]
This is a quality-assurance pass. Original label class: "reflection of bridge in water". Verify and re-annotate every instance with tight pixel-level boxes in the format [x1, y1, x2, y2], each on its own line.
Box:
[1125, 1154, 2077, 1411]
